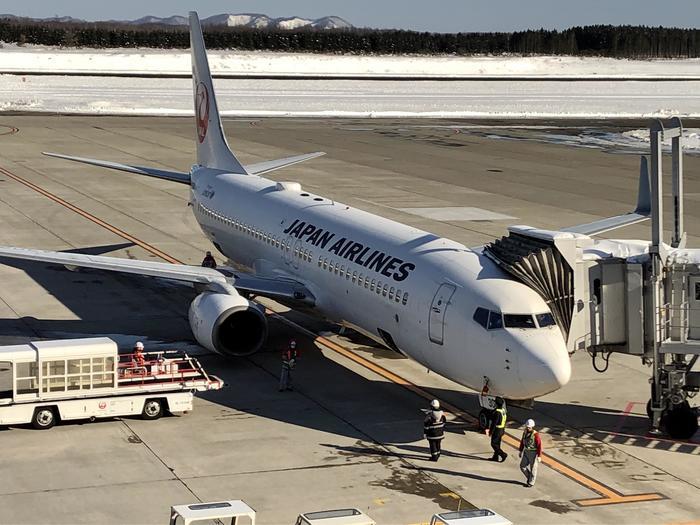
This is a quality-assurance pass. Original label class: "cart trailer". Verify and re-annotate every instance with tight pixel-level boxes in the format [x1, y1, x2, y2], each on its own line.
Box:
[0, 337, 223, 429]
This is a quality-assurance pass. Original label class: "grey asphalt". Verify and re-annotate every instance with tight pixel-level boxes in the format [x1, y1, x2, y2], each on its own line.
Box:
[0, 116, 697, 525]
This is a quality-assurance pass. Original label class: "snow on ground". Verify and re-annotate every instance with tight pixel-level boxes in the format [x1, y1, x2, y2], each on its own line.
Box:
[1, 45, 699, 119]
[1, 43, 700, 78]
[1, 74, 699, 119]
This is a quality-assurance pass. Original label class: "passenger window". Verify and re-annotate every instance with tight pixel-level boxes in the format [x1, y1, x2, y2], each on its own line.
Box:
[395, 289, 401, 302]
[318, 256, 323, 267]
[473, 307, 489, 329]
[388, 286, 395, 299]
[323, 258, 328, 270]
[488, 311, 503, 330]
[504, 314, 536, 329]
[402, 292, 409, 305]
[334, 263, 339, 275]
[370, 279, 376, 291]
[363, 275, 369, 288]
[352, 271, 357, 283]
[536, 313, 556, 327]
[382, 284, 388, 297]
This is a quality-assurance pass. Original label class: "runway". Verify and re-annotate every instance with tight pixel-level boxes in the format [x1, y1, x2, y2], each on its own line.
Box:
[0, 116, 698, 524]
[3, 75, 700, 117]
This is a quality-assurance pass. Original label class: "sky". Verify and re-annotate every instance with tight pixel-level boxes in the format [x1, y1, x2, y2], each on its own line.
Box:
[1, 0, 699, 33]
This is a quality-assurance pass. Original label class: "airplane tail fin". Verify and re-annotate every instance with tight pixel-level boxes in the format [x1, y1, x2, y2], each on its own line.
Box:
[189, 12, 248, 174]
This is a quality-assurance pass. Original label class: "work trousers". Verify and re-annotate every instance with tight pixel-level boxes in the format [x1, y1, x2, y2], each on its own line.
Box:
[520, 449, 539, 485]
[279, 366, 292, 390]
[427, 438, 442, 460]
[490, 428, 506, 459]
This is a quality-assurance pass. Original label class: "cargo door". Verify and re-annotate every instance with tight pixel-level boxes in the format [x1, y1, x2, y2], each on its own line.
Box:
[429, 284, 457, 345]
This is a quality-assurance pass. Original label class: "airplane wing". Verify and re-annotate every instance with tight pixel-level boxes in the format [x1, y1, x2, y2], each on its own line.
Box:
[244, 152, 326, 176]
[42, 152, 191, 184]
[0, 246, 315, 304]
[561, 156, 651, 236]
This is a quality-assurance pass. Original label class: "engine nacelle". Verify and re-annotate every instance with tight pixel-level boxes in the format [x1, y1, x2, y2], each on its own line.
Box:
[188, 292, 267, 357]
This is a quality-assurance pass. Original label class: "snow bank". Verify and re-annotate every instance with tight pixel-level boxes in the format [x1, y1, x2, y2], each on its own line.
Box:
[1, 43, 700, 78]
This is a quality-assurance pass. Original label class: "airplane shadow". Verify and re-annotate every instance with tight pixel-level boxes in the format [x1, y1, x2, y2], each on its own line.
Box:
[0, 243, 196, 342]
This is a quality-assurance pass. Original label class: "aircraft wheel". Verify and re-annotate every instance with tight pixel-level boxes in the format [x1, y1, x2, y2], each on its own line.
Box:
[32, 407, 57, 430]
[478, 409, 491, 431]
[663, 404, 698, 440]
[142, 399, 163, 420]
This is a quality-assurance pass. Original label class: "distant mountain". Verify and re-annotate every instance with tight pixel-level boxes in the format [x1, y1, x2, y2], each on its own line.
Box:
[0, 12, 353, 30]
[129, 15, 188, 26]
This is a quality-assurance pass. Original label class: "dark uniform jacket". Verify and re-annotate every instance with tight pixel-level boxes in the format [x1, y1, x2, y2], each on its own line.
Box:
[424, 410, 446, 440]
[489, 408, 507, 434]
[282, 348, 298, 370]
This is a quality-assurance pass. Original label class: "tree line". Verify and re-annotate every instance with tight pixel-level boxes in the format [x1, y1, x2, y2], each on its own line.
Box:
[0, 19, 698, 58]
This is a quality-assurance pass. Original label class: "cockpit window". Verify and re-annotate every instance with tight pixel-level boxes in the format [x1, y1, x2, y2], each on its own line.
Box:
[487, 311, 503, 329]
[473, 307, 489, 329]
[536, 313, 556, 328]
[504, 314, 536, 329]
[474, 308, 504, 330]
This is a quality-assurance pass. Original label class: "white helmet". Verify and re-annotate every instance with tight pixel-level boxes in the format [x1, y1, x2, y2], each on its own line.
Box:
[290, 339, 297, 348]
[134, 341, 144, 350]
[430, 399, 440, 410]
[526, 418, 535, 428]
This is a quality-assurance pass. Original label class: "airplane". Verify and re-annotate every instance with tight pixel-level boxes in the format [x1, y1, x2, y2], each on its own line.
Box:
[0, 12, 653, 401]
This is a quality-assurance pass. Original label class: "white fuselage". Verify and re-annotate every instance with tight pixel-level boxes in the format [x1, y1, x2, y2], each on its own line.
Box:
[190, 167, 571, 399]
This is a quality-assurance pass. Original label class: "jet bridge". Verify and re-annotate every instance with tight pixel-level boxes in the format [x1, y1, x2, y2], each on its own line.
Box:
[486, 118, 699, 439]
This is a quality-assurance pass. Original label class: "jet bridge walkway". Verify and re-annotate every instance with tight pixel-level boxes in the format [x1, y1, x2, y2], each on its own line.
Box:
[486, 117, 699, 439]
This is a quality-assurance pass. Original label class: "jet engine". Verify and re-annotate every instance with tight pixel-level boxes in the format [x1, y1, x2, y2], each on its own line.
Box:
[188, 291, 267, 357]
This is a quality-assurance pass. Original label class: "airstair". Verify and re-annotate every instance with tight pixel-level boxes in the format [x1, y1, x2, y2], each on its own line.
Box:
[485, 117, 699, 439]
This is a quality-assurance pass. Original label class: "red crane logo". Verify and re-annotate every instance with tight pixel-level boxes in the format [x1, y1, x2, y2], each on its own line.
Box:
[195, 82, 210, 144]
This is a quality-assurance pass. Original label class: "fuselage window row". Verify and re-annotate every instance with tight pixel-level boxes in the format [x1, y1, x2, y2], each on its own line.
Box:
[198, 202, 407, 304]
[200, 202, 316, 263]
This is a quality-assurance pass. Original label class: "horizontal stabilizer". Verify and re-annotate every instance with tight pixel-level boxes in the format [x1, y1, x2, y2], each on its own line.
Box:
[244, 152, 326, 176]
[43, 152, 191, 184]
[563, 156, 651, 236]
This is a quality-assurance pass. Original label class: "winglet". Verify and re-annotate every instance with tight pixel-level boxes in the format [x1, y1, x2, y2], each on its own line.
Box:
[189, 11, 248, 174]
[634, 156, 651, 216]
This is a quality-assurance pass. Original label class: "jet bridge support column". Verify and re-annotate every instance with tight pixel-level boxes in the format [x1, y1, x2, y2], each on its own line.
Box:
[648, 119, 666, 433]
[646, 118, 698, 438]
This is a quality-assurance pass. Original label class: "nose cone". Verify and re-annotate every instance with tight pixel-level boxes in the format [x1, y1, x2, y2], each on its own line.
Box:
[515, 331, 571, 398]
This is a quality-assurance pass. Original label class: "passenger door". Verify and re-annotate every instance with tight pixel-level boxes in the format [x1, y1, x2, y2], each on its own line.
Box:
[429, 283, 457, 345]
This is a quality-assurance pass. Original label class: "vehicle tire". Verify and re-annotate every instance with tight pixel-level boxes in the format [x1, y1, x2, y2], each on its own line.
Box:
[142, 399, 163, 420]
[664, 405, 698, 440]
[32, 407, 57, 430]
[478, 409, 491, 431]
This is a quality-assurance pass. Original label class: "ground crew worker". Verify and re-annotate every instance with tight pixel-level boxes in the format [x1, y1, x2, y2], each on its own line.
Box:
[133, 341, 146, 369]
[519, 418, 542, 487]
[279, 339, 298, 391]
[485, 397, 508, 462]
[423, 399, 447, 462]
[201, 251, 217, 269]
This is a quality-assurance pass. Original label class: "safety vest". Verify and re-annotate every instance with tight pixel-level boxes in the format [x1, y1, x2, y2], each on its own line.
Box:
[495, 408, 507, 429]
[524, 429, 538, 450]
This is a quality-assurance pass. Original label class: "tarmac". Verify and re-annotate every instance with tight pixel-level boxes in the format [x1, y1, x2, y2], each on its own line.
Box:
[0, 115, 698, 525]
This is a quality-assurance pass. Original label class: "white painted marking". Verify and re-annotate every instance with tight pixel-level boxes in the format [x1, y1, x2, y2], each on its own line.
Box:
[397, 206, 516, 222]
